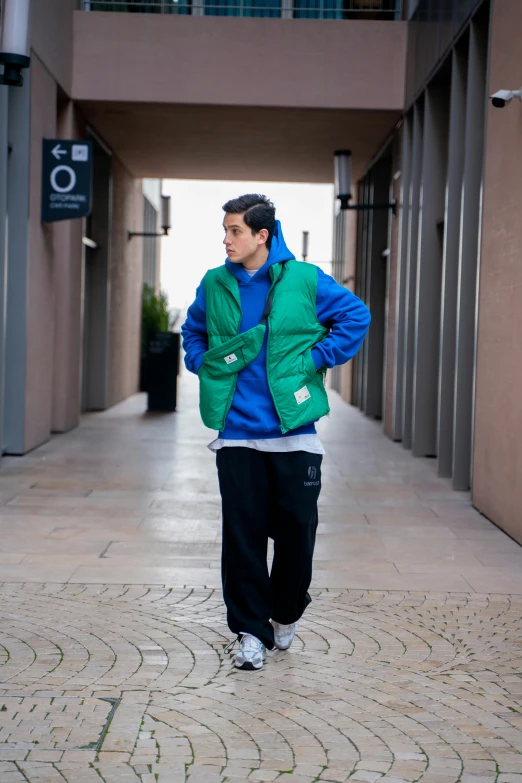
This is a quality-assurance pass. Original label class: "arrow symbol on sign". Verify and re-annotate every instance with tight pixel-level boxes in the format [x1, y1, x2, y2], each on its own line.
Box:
[51, 144, 67, 160]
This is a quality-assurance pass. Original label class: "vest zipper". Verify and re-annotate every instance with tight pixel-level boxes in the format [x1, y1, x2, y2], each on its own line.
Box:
[266, 318, 285, 433]
[265, 264, 288, 434]
[220, 263, 286, 432]
[219, 282, 243, 431]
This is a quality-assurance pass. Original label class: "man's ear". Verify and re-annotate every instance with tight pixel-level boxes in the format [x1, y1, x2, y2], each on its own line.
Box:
[258, 228, 269, 246]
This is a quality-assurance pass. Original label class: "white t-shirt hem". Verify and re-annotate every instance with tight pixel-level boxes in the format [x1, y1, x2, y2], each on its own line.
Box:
[208, 434, 325, 455]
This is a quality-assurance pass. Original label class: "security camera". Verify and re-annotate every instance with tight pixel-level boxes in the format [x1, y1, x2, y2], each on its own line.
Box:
[490, 88, 522, 108]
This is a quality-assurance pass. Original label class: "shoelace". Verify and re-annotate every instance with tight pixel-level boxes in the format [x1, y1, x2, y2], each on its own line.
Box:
[224, 634, 263, 656]
[224, 636, 239, 655]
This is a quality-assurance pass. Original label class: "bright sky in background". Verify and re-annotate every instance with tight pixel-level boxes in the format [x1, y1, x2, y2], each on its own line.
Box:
[160, 180, 335, 316]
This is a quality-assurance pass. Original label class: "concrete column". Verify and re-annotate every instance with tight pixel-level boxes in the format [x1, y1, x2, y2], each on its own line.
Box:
[0, 88, 8, 456]
[339, 202, 358, 405]
[437, 44, 468, 477]
[356, 176, 371, 412]
[3, 75, 31, 454]
[52, 101, 85, 432]
[382, 133, 399, 439]
[453, 16, 488, 490]
[392, 115, 412, 441]
[351, 201, 362, 408]
[82, 140, 112, 411]
[107, 158, 143, 407]
[401, 100, 423, 450]
[411, 83, 449, 457]
[363, 156, 392, 420]
[25, 58, 59, 452]
[331, 208, 345, 394]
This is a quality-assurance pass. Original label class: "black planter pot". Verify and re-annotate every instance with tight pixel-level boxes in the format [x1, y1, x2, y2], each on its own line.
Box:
[146, 331, 180, 412]
[139, 355, 148, 393]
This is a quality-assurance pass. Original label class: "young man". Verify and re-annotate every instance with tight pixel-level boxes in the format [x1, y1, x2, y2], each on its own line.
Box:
[182, 194, 370, 670]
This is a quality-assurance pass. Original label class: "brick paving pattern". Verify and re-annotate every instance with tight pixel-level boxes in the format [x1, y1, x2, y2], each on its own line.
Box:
[0, 584, 521, 782]
[0, 695, 116, 751]
[0, 376, 521, 781]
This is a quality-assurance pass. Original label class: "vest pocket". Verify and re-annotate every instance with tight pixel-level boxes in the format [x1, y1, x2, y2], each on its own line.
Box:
[302, 349, 318, 382]
[202, 337, 247, 378]
[203, 334, 246, 362]
[201, 325, 267, 379]
[198, 364, 237, 430]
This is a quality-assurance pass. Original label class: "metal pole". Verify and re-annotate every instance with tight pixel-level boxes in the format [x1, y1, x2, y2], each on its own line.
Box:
[302, 230, 309, 262]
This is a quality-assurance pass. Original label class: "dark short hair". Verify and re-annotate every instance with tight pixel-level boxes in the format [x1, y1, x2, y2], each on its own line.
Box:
[222, 194, 276, 250]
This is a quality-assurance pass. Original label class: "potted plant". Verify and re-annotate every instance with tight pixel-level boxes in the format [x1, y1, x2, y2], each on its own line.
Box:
[141, 284, 180, 412]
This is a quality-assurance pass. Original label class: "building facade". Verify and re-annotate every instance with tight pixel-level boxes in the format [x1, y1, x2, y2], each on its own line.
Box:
[1, 0, 521, 544]
[332, 0, 522, 545]
[0, 1, 165, 459]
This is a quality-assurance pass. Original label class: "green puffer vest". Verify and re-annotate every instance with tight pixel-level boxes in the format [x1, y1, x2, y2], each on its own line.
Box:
[199, 259, 330, 433]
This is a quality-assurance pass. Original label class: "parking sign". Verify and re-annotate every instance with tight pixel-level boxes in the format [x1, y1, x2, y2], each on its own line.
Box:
[41, 139, 93, 223]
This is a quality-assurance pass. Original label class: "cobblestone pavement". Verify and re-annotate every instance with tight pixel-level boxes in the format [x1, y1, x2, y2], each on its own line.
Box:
[1, 585, 522, 783]
[0, 374, 521, 782]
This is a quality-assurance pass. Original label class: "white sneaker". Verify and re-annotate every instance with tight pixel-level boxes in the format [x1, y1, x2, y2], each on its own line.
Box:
[233, 634, 266, 670]
[272, 621, 296, 650]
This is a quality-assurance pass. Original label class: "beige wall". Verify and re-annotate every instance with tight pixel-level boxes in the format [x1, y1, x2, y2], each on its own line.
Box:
[108, 159, 144, 408]
[31, 0, 75, 95]
[473, 0, 522, 543]
[25, 55, 58, 452]
[9, 3, 159, 453]
[23, 50, 144, 448]
[73, 12, 407, 111]
[22, 1, 79, 448]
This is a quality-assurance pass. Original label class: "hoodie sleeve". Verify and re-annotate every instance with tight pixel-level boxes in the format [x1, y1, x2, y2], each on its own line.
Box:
[311, 267, 371, 370]
[181, 280, 208, 374]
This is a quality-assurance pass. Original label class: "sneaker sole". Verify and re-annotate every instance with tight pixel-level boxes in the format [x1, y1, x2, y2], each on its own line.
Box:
[274, 640, 294, 651]
[235, 661, 263, 670]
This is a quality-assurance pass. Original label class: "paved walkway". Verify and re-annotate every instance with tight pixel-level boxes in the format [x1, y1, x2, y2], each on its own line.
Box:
[0, 373, 521, 783]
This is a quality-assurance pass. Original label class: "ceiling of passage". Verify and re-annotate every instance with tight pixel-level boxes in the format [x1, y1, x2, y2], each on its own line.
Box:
[80, 102, 400, 183]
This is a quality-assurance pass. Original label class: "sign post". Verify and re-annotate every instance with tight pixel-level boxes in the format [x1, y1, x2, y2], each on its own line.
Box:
[41, 139, 93, 223]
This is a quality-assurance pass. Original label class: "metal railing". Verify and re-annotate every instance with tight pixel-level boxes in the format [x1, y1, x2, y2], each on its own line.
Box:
[81, 0, 402, 20]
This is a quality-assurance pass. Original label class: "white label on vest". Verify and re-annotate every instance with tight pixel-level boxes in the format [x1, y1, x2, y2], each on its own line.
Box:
[295, 386, 311, 405]
[224, 353, 238, 365]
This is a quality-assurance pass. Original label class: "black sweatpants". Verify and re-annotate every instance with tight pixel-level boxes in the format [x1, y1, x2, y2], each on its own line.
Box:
[216, 447, 322, 650]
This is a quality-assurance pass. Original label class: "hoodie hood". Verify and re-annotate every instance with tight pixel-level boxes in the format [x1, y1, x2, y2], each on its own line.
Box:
[225, 220, 295, 282]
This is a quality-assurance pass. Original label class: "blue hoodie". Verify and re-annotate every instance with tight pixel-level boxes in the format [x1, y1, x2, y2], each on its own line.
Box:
[182, 222, 371, 440]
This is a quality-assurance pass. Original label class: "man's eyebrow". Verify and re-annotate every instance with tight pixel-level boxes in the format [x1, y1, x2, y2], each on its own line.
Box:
[224, 223, 242, 229]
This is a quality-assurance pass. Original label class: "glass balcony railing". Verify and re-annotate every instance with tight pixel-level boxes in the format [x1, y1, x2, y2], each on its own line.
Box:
[81, 0, 402, 20]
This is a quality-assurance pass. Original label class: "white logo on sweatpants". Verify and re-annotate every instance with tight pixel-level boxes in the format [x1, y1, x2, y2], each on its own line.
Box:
[304, 465, 319, 487]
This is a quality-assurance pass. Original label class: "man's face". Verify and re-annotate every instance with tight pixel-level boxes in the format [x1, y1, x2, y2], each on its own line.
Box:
[223, 212, 266, 264]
